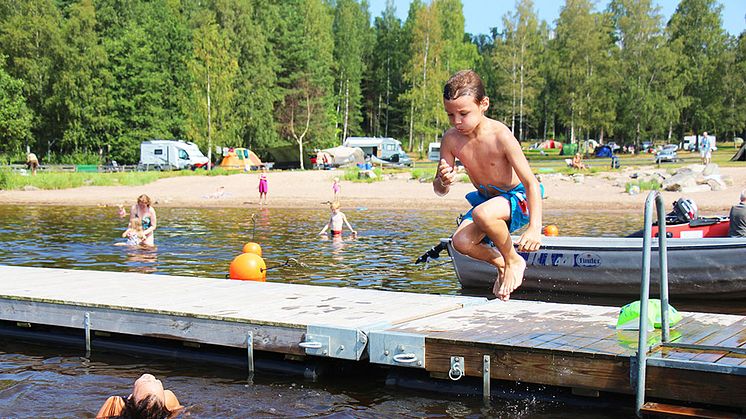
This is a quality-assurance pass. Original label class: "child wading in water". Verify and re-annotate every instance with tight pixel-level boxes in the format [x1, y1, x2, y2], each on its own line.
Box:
[318, 201, 357, 238]
[258, 167, 268, 205]
[120, 217, 145, 246]
[434, 69, 543, 301]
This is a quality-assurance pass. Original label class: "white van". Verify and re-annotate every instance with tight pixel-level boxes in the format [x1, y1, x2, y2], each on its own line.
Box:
[139, 140, 209, 170]
[683, 134, 717, 152]
[427, 142, 440, 161]
[342, 137, 413, 166]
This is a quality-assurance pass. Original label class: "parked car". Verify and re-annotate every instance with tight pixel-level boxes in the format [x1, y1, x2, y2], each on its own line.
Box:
[654, 145, 680, 164]
[641, 141, 654, 153]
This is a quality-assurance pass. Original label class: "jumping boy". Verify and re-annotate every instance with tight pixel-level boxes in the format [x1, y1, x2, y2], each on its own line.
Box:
[318, 201, 357, 238]
[434, 69, 543, 301]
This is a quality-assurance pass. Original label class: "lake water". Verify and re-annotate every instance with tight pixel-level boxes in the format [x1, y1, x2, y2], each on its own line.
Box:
[0, 205, 708, 417]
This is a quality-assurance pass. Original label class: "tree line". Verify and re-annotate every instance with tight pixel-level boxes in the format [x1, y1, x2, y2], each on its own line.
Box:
[0, 0, 743, 166]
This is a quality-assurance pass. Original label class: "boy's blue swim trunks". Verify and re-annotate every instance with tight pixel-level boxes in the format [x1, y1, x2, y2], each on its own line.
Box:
[461, 183, 544, 233]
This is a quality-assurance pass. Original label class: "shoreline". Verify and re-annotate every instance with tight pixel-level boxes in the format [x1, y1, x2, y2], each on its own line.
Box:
[0, 167, 743, 213]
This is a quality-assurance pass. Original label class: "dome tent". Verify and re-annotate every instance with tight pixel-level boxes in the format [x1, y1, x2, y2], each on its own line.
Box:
[219, 148, 263, 170]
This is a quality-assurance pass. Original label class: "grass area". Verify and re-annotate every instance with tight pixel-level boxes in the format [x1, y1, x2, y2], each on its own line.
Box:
[0, 167, 237, 190]
[624, 179, 662, 193]
[342, 167, 383, 182]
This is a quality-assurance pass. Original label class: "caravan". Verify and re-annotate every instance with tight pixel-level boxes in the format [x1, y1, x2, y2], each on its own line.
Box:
[683, 134, 717, 152]
[139, 140, 209, 170]
[342, 137, 413, 166]
[427, 142, 441, 161]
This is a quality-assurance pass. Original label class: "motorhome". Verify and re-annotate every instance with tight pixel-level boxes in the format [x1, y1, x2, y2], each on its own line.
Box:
[342, 137, 412, 166]
[139, 140, 209, 170]
[427, 142, 440, 161]
[683, 134, 717, 152]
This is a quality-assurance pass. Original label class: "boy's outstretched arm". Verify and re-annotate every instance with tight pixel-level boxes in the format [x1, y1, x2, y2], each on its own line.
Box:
[504, 135, 543, 252]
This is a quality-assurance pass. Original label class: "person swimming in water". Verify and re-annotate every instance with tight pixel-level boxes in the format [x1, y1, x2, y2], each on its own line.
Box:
[130, 194, 157, 246]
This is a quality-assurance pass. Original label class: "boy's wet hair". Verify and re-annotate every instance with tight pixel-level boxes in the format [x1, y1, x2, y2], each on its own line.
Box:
[443, 70, 485, 103]
[330, 201, 340, 210]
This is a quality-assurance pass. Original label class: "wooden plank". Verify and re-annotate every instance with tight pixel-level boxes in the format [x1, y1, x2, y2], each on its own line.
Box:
[425, 339, 632, 392]
[641, 402, 741, 418]
[646, 366, 746, 408]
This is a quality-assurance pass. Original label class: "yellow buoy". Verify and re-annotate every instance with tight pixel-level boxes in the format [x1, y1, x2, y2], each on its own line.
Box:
[229, 252, 266, 281]
[242, 242, 263, 256]
[543, 224, 559, 237]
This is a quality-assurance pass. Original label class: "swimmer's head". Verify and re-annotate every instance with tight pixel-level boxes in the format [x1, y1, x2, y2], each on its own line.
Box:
[137, 194, 151, 206]
[129, 218, 143, 231]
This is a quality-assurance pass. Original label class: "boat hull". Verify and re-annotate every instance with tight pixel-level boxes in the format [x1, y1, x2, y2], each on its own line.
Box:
[447, 236, 746, 299]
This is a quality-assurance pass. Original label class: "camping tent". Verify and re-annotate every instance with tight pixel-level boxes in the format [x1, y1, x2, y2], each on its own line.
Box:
[732, 142, 746, 161]
[595, 145, 613, 158]
[219, 148, 263, 170]
[316, 146, 365, 168]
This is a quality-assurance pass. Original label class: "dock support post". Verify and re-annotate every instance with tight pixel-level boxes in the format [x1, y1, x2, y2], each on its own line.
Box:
[84, 312, 91, 356]
[247, 331, 254, 377]
[483, 355, 491, 402]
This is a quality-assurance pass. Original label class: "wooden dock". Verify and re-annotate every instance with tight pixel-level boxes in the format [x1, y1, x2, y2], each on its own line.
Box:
[0, 265, 744, 410]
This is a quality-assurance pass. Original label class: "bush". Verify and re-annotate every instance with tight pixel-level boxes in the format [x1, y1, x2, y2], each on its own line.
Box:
[625, 179, 661, 193]
[411, 168, 435, 182]
[342, 167, 383, 182]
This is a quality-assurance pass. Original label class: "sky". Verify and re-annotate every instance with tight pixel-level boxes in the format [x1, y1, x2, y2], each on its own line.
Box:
[368, 0, 745, 36]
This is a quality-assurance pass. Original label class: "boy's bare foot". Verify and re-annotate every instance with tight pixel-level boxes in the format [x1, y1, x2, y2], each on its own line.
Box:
[495, 256, 526, 301]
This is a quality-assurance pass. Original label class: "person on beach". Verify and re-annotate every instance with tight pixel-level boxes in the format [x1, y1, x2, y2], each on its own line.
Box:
[318, 201, 357, 238]
[728, 189, 746, 237]
[332, 177, 341, 202]
[120, 217, 145, 246]
[258, 167, 268, 206]
[434, 69, 543, 301]
[700, 132, 712, 165]
[26, 152, 39, 175]
[571, 153, 586, 170]
[130, 194, 157, 246]
[96, 373, 183, 419]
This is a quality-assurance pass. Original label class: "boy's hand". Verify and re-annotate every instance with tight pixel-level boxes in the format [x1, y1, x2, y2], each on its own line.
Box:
[437, 159, 455, 187]
[516, 226, 542, 252]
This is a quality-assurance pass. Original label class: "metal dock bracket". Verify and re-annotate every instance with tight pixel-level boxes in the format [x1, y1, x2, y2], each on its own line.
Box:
[368, 331, 425, 368]
[300, 325, 368, 360]
[449, 356, 464, 380]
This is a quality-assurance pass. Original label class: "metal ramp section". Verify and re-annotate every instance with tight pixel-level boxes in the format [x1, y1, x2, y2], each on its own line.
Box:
[0, 265, 486, 364]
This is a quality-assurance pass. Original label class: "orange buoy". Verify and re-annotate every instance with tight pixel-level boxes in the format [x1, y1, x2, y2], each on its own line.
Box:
[242, 242, 262, 256]
[543, 224, 559, 236]
[229, 252, 266, 281]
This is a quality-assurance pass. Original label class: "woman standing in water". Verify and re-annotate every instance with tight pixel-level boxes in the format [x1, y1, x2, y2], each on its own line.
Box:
[130, 194, 157, 246]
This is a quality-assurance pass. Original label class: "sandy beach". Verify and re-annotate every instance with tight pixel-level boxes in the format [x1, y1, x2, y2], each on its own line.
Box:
[0, 166, 744, 213]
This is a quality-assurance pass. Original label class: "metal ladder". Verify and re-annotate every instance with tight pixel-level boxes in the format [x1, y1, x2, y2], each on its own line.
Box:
[635, 191, 671, 417]
[635, 192, 746, 418]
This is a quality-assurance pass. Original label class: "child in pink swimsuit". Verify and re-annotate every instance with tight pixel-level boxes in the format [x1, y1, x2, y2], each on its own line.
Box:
[258, 167, 268, 205]
[332, 177, 341, 202]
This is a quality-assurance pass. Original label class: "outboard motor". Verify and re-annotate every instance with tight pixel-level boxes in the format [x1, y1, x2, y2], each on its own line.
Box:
[671, 198, 698, 223]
